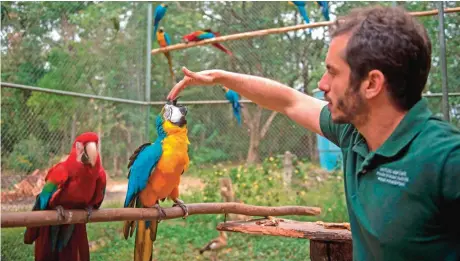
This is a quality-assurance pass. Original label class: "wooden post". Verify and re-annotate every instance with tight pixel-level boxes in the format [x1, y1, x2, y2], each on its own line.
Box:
[220, 177, 235, 203]
[310, 240, 353, 261]
[283, 151, 294, 188]
[220, 177, 248, 221]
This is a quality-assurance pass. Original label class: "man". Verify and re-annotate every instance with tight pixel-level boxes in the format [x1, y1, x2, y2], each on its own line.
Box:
[167, 6, 460, 261]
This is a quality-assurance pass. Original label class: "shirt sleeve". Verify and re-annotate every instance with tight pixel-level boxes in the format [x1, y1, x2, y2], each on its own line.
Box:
[441, 147, 460, 233]
[319, 105, 355, 148]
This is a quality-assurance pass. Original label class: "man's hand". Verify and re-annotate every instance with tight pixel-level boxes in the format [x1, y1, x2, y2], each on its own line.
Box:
[167, 67, 223, 101]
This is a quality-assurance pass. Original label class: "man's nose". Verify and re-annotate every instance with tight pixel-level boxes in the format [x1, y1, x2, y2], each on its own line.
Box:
[318, 73, 330, 92]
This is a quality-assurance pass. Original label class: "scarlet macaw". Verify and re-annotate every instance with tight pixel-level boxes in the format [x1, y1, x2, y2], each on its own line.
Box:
[24, 132, 107, 261]
[182, 29, 233, 56]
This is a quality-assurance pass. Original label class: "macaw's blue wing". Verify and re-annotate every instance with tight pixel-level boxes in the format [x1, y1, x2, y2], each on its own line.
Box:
[197, 32, 215, 40]
[165, 32, 172, 46]
[124, 141, 163, 208]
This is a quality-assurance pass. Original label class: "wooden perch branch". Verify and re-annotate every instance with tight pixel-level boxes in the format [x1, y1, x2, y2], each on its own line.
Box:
[150, 7, 460, 55]
[1, 203, 321, 228]
[217, 218, 351, 242]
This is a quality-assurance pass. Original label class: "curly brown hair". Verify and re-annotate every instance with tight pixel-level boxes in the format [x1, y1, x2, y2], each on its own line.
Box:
[331, 6, 432, 110]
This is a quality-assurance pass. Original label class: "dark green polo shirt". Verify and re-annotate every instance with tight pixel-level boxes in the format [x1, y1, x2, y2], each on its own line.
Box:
[319, 98, 460, 261]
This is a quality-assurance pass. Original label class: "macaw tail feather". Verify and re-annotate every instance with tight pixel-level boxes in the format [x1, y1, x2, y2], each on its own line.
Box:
[134, 220, 155, 261]
[123, 198, 137, 240]
[153, 23, 159, 42]
[25, 224, 89, 261]
[124, 198, 157, 261]
[164, 52, 175, 84]
[298, 6, 310, 24]
[212, 43, 233, 56]
[235, 111, 242, 126]
[232, 102, 242, 126]
[322, 6, 330, 21]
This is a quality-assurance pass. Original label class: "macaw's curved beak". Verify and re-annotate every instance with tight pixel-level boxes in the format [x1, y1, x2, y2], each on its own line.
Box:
[82, 142, 98, 167]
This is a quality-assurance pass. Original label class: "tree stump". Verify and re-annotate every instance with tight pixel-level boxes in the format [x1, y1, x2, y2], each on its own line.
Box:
[310, 240, 353, 261]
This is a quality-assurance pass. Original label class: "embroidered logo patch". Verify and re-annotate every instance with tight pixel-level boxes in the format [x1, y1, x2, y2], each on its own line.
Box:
[376, 167, 409, 187]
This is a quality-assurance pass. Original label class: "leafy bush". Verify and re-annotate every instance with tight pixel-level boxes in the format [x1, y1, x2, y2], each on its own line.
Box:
[200, 156, 349, 222]
[5, 136, 51, 173]
[189, 146, 229, 165]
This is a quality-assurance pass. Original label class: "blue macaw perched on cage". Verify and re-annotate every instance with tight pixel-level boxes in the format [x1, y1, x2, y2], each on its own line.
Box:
[223, 86, 242, 126]
[153, 3, 168, 41]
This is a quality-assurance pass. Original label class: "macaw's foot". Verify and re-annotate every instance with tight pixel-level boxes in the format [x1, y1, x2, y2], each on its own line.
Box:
[85, 206, 93, 222]
[55, 205, 66, 222]
[172, 198, 189, 219]
[153, 203, 167, 223]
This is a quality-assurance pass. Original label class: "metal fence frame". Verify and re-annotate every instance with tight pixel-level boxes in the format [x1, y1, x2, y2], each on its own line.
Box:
[2, 4, 458, 138]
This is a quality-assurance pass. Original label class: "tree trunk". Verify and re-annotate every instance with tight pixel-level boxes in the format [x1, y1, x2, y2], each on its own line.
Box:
[246, 130, 261, 164]
[243, 106, 278, 164]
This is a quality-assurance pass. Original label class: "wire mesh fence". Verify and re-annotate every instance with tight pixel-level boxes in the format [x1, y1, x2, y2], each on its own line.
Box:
[1, 1, 460, 189]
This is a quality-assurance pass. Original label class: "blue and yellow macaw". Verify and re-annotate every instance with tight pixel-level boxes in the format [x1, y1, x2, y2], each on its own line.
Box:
[223, 86, 242, 126]
[123, 99, 190, 261]
[288, 1, 310, 24]
[157, 27, 175, 82]
[316, 1, 330, 21]
[153, 3, 168, 42]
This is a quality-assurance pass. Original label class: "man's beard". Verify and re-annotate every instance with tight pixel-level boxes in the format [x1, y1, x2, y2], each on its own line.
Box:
[333, 84, 368, 125]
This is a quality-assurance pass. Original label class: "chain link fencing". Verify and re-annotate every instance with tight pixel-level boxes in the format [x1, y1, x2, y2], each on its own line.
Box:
[1, 1, 460, 190]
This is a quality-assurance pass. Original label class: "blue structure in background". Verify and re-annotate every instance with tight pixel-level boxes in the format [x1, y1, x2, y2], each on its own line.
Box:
[312, 89, 342, 171]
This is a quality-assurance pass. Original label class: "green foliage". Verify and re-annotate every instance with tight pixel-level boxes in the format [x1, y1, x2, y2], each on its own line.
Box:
[5, 136, 51, 173]
[200, 156, 348, 223]
[1, 1, 459, 174]
[190, 146, 229, 165]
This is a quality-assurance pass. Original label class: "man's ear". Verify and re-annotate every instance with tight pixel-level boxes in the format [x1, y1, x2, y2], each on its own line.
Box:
[363, 70, 385, 99]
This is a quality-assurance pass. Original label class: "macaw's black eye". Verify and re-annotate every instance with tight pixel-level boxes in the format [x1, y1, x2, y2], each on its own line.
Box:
[179, 106, 188, 116]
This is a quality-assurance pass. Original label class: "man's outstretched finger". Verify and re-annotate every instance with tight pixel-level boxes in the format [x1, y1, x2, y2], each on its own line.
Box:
[182, 67, 213, 83]
[167, 80, 186, 100]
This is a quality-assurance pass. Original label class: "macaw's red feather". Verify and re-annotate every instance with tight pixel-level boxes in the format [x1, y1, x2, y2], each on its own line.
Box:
[182, 30, 233, 56]
[31, 224, 89, 261]
[23, 132, 107, 261]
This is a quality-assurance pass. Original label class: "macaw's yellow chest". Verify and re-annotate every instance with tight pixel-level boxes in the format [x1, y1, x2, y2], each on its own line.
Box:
[145, 135, 190, 200]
